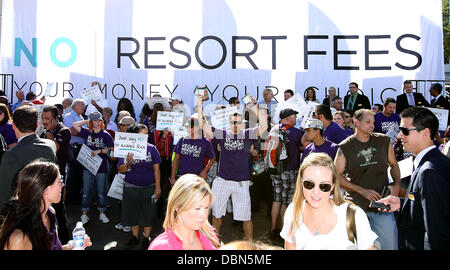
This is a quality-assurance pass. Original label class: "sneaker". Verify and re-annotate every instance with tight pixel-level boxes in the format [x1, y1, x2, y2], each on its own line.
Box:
[99, 212, 110, 224]
[114, 223, 124, 230]
[81, 214, 89, 225]
[122, 226, 131, 233]
[127, 236, 140, 247]
[141, 236, 151, 250]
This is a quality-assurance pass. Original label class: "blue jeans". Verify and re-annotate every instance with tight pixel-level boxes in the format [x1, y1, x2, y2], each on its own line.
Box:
[366, 211, 398, 250]
[82, 169, 107, 213]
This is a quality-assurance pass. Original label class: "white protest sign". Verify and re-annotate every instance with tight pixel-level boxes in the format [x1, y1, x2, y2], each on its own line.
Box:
[385, 122, 400, 144]
[42, 82, 56, 99]
[146, 97, 171, 110]
[107, 174, 125, 200]
[77, 144, 103, 175]
[427, 107, 449, 131]
[388, 156, 413, 183]
[211, 106, 238, 129]
[172, 126, 189, 145]
[301, 102, 320, 129]
[113, 132, 148, 160]
[274, 94, 309, 125]
[156, 111, 184, 132]
[81, 85, 109, 115]
[34, 104, 50, 136]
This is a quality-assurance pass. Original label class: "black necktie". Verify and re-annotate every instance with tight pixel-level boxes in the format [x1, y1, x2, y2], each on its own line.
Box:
[412, 156, 416, 173]
[431, 98, 436, 106]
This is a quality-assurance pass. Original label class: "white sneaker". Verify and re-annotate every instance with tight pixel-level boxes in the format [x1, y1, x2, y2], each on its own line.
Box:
[122, 226, 131, 233]
[99, 212, 110, 224]
[114, 223, 124, 230]
[81, 214, 89, 225]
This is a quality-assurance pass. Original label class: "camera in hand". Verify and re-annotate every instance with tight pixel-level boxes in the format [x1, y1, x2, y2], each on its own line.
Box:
[369, 201, 391, 211]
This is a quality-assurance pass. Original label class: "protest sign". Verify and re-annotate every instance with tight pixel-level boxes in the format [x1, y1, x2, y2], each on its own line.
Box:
[81, 84, 109, 115]
[156, 111, 184, 132]
[385, 122, 400, 143]
[42, 82, 56, 99]
[107, 174, 125, 200]
[34, 104, 50, 136]
[427, 107, 449, 131]
[301, 102, 320, 128]
[211, 106, 238, 129]
[146, 97, 171, 110]
[388, 156, 413, 183]
[273, 94, 309, 125]
[113, 132, 148, 160]
[172, 126, 189, 145]
[77, 144, 103, 175]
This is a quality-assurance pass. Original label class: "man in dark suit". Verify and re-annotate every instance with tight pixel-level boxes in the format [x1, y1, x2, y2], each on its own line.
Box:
[343, 82, 371, 115]
[378, 107, 450, 249]
[429, 83, 450, 110]
[395, 80, 430, 115]
[0, 105, 57, 205]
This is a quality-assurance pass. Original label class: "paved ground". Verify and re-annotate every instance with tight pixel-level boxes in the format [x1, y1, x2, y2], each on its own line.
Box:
[65, 194, 284, 250]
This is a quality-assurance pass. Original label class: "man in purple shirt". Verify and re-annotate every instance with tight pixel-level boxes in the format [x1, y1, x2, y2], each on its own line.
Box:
[171, 114, 216, 184]
[269, 108, 303, 239]
[197, 95, 267, 241]
[314, 104, 349, 144]
[374, 98, 400, 134]
[300, 119, 339, 163]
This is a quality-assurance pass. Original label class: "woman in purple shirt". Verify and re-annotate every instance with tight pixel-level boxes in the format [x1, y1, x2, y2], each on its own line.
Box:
[0, 160, 92, 250]
[72, 112, 114, 225]
[117, 124, 161, 250]
[0, 104, 18, 149]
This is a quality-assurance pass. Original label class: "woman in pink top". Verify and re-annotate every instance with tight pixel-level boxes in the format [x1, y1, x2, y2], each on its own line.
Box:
[148, 174, 220, 250]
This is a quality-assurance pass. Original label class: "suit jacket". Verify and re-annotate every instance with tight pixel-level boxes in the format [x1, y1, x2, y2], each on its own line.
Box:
[395, 93, 430, 115]
[431, 95, 450, 110]
[399, 148, 450, 250]
[343, 94, 371, 114]
[0, 134, 57, 205]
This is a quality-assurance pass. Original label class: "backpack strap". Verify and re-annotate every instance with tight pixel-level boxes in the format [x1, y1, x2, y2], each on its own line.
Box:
[346, 203, 357, 244]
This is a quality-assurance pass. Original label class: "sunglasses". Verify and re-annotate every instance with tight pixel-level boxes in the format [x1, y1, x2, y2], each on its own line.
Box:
[231, 121, 242, 125]
[399, 126, 421, 136]
[345, 115, 351, 118]
[302, 180, 333, 192]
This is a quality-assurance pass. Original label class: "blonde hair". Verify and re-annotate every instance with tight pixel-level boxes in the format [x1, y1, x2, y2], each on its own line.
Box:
[163, 174, 220, 248]
[288, 153, 350, 238]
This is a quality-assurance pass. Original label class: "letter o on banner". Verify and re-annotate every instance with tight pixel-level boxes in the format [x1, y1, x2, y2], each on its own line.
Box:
[50, 37, 77, 68]
[195, 35, 227, 69]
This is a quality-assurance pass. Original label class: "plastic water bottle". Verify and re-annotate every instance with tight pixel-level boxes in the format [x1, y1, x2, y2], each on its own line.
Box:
[72, 221, 85, 250]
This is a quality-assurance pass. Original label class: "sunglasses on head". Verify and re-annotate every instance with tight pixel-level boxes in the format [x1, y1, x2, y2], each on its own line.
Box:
[302, 180, 333, 192]
[399, 126, 421, 136]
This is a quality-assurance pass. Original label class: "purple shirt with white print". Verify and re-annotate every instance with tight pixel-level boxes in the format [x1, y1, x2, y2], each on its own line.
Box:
[118, 144, 162, 186]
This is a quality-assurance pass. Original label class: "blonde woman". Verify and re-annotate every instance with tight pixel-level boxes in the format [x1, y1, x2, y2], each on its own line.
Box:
[148, 174, 220, 250]
[280, 153, 377, 250]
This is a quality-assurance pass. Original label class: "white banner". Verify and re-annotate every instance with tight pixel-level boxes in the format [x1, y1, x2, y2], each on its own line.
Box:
[1, 0, 445, 121]
[107, 174, 125, 201]
[76, 144, 103, 175]
[156, 111, 184, 132]
[113, 132, 148, 160]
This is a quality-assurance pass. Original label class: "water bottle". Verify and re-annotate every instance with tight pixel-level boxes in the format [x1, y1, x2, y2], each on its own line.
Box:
[72, 221, 86, 250]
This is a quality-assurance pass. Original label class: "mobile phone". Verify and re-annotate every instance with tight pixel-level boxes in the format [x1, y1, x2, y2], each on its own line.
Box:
[369, 201, 391, 211]
[151, 194, 158, 204]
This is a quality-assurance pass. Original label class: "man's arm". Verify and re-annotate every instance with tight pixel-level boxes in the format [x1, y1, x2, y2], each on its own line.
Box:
[334, 148, 382, 201]
[196, 95, 213, 139]
[387, 144, 401, 197]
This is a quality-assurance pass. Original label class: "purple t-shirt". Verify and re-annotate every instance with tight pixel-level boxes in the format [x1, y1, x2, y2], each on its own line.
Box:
[323, 121, 349, 144]
[374, 112, 400, 134]
[174, 137, 215, 176]
[301, 140, 339, 163]
[0, 122, 18, 145]
[79, 127, 114, 174]
[118, 144, 162, 186]
[281, 124, 303, 171]
[212, 127, 258, 181]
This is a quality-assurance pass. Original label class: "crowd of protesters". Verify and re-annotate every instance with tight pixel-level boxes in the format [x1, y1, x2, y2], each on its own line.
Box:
[0, 80, 448, 250]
